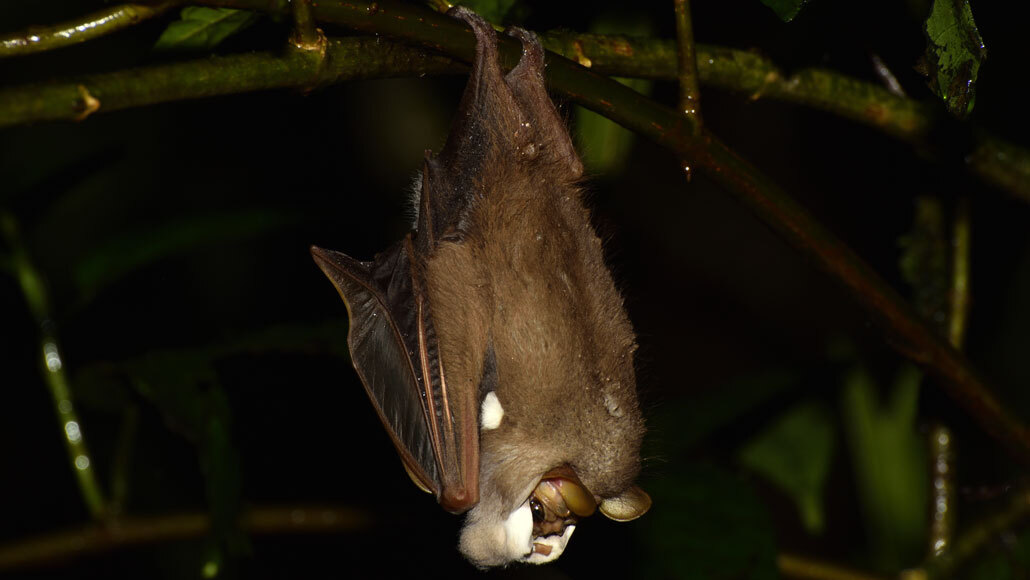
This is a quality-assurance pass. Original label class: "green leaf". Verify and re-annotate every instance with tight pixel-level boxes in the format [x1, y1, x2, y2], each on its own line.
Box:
[759, 0, 809, 22]
[200, 387, 249, 562]
[452, 0, 517, 24]
[154, 7, 260, 52]
[922, 0, 986, 118]
[637, 464, 778, 580]
[574, 14, 655, 175]
[739, 401, 834, 534]
[967, 529, 1030, 580]
[74, 320, 350, 438]
[74, 210, 295, 303]
[840, 363, 928, 571]
[646, 370, 798, 457]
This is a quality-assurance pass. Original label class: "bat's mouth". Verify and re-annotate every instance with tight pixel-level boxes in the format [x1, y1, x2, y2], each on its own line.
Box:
[522, 466, 597, 562]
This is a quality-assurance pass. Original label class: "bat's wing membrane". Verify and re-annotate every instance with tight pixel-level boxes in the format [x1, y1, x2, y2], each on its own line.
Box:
[310, 244, 446, 502]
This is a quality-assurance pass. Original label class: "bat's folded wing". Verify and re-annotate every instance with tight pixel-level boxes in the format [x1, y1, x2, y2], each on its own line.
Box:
[310, 244, 442, 499]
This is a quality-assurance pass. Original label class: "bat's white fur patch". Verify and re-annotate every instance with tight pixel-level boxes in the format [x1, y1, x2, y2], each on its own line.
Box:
[459, 489, 578, 567]
[504, 501, 534, 556]
[480, 391, 504, 430]
[525, 524, 576, 564]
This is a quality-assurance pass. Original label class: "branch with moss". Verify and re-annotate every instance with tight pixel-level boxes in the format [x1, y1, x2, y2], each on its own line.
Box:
[0, 3, 176, 58]
[2, 2, 1028, 200]
[0, 505, 369, 571]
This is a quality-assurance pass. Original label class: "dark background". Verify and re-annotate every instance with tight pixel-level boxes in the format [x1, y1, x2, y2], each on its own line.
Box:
[2, 0, 1028, 578]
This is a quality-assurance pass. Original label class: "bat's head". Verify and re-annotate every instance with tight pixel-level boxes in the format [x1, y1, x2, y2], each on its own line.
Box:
[458, 465, 651, 567]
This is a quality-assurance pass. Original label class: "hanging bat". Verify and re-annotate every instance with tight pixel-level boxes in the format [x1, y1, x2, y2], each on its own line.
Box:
[311, 7, 650, 568]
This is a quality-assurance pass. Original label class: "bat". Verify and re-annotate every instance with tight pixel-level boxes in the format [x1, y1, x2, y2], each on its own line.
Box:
[311, 7, 650, 568]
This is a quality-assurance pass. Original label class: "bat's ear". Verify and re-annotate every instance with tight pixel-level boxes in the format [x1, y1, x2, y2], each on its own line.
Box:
[599, 486, 652, 522]
[503, 27, 583, 179]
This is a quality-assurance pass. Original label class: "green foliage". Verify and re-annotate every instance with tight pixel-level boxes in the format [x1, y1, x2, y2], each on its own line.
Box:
[452, 0, 518, 24]
[922, 0, 986, 118]
[840, 363, 928, 571]
[154, 7, 260, 52]
[648, 370, 798, 456]
[574, 14, 654, 175]
[739, 401, 834, 534]
[967, 529, 1030, 580]
[759, 0, 809, 22]
[637, 464, 778, 580]
[74, 210, 296, 303]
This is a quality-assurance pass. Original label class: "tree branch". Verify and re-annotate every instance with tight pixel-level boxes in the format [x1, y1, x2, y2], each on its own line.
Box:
[0, 3, 176, 58]
[3, 4, 1027, 202]
[778, 553, 889, 580]
[0, 38, 463, 127]
[673, 0, 702, 134]
[0, 213, 108, 520]
[0, 505, 369, 572]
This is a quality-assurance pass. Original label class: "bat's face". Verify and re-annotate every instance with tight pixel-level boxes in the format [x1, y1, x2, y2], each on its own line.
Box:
[312, 6, 649, 569]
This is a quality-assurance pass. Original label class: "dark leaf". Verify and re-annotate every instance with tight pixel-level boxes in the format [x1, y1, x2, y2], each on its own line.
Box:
[574, 14, 654, 175]
[739, 401, 834, 534]
[922, 0, 987, 118]
[74, 320, 350, 437]
[452, 0, 518, 24]
[637, 464, 778, 580]
[74, 210, 296, 303]
[648, 369, 799, 456]
[199, 387, 249, 565]
[154, 7, 260, 52]
[759, 0, 809, 22]
[840, 364, 928, 571]
[898, 196, 949, 335]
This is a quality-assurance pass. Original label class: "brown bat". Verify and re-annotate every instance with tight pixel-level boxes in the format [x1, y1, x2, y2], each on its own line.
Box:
[311, 7, 650, 567]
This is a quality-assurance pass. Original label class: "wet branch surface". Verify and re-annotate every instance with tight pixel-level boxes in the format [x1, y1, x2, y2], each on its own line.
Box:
[0, 506, 369, 571]
[0, 3, 1027, 202]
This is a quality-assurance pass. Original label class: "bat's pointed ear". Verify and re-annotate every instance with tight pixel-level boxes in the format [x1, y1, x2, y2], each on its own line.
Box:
[504, 27, 583, 179]
[599, 485, 652, 522]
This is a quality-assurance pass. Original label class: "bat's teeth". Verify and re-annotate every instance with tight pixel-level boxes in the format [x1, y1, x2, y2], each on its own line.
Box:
[524, 525, 576, 564]
[480, 391, 504, 430]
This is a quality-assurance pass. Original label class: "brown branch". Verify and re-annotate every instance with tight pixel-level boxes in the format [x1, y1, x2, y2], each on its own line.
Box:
[779, 553, 890, 580]
[0, 506, 369, 572]
[673, 0, 702, 134]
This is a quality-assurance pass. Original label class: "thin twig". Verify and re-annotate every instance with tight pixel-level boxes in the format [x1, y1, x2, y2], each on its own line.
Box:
[0, 3, 176, 58]
[922, 486, 1030, 579]
[926, 425, 955, 558]
[779, 553, 889, 580]
[289, 0, 326, 54]
[0, 506, 369, 571]
[673, 0, 702, 134]
[0, 213, 107, 520]
[949, 198, 971, 350]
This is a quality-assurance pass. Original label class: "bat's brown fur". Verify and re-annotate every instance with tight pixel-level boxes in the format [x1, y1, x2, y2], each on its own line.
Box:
[312, 8, 646, 569]
[422, 13, 644, 565]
